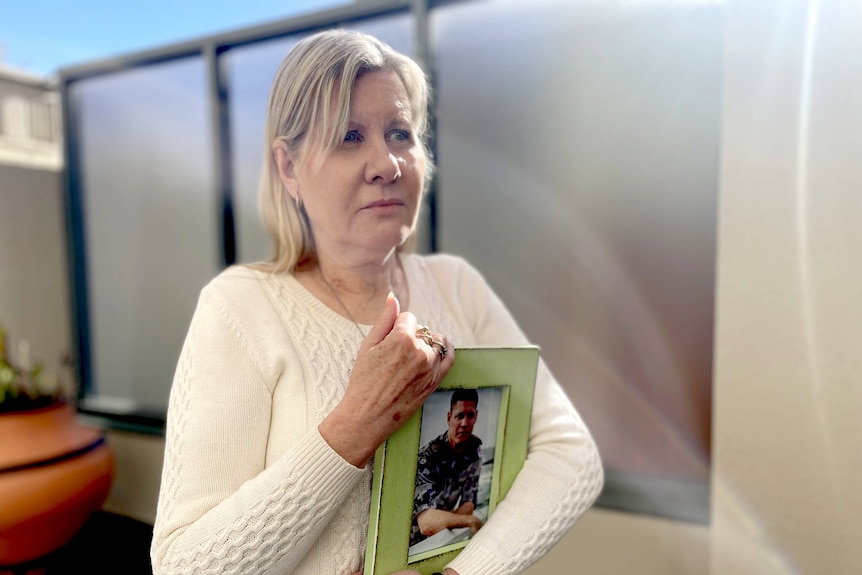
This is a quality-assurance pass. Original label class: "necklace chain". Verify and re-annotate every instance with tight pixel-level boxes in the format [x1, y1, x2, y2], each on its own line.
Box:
[317, 269, 367, 339]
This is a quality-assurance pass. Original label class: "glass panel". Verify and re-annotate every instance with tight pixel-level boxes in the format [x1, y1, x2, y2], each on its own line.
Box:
[432, 0, 721, 488]
[223, 12, 422, 265]
[70, 56, 219, 411]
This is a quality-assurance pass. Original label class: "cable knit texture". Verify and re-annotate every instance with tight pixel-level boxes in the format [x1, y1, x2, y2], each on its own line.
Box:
[151, 253, 603, 575]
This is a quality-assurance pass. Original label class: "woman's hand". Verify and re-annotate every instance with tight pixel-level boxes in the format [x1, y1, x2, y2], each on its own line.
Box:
[320, 294, 455, 467]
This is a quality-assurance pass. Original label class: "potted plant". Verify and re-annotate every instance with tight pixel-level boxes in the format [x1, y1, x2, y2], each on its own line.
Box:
[0, 323, 114, 567]
[0, 324, 74, 412]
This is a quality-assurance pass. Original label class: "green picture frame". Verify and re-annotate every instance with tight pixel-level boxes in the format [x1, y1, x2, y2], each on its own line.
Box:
[364, 346, 539, 575]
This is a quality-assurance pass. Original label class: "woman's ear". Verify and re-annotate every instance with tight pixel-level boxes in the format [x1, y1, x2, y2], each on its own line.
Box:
[272, 140, 300, 201]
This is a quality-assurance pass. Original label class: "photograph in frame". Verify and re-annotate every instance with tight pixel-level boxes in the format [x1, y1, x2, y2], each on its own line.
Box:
[407, 385, 504, 561]
[365, 346, 538, 575]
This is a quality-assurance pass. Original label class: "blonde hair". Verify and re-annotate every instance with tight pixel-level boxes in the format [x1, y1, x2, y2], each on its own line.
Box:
[256, 29, 432, 273]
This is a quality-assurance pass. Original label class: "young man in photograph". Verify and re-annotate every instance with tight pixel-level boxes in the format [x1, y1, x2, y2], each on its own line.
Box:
[410, 389, 484, 547]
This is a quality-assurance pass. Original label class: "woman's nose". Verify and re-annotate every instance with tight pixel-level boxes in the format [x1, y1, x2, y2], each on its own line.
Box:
[364, 140, 402, 183]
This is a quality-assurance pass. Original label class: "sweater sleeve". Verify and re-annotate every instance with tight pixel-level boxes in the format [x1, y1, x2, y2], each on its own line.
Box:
[150, 281, 367, 575]
[433, 256, 604, 575]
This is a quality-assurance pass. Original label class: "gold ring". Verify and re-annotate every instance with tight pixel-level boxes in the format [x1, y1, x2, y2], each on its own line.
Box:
[416, 326, 433, 346]
[430, 339, 447, 358]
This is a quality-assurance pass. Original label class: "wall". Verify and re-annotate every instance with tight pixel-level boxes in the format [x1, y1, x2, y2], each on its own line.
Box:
[711, 1, 862, 574]
[0, 68, 66, 378]
[101, 430, 165, 524]
[0, 164, 69, 380]
[525, 509, 708, 575]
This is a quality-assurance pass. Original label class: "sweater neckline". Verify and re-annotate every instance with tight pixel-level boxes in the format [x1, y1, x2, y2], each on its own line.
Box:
[269, 254, 428, 332]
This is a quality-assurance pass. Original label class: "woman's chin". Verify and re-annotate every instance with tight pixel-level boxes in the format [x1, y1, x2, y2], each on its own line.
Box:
[374, 225, 415, 250]
[332, 222, 416, 257]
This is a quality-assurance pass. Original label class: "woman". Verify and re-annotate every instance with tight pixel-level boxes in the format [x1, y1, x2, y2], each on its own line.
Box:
[151, 29, 602, 575]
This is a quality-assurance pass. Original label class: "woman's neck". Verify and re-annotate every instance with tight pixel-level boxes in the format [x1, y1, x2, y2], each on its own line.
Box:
[297, 251, 409, 325]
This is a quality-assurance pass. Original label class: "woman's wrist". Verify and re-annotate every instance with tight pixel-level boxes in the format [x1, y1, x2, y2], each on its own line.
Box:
[318, 410, 379, 468]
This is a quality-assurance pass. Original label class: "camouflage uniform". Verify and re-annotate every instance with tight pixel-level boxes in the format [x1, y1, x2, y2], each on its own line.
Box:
[410, 432, 483, 546]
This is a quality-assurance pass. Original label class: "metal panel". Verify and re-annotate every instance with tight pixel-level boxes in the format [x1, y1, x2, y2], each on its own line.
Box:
[432, 0, 721, 521]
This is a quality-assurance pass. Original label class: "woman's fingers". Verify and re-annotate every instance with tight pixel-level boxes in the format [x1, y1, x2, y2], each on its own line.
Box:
[363, 292, 400, 350]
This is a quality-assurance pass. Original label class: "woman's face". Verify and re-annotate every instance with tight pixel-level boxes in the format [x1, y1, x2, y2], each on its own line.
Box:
[287, 70, 426, 263]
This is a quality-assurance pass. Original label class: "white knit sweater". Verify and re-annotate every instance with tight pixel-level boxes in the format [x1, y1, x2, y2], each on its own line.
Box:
[151, 253, 603, 575]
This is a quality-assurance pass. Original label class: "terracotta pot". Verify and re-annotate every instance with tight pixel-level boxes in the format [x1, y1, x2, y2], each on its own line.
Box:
[0, 403, 114, 566]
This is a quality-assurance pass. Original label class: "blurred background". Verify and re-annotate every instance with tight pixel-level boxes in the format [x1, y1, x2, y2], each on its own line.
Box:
[1, 0, 860, 574]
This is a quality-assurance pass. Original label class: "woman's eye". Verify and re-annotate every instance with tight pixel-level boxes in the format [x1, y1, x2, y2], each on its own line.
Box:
[343, 130, 361, 143]
[388, 130, 411, 142]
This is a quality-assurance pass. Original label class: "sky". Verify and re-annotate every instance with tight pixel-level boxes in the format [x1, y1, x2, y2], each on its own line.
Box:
[0, 0, 349, 76]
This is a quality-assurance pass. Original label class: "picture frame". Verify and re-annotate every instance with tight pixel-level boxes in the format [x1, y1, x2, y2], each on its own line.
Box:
[364, 346, 539, 575]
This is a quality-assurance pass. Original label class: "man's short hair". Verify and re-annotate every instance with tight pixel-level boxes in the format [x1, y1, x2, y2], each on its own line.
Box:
[450, 388, 479, 410]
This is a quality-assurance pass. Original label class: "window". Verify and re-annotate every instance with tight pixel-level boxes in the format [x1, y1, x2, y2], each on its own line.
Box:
[2, 95, 29, 138]
[29, 98, 54, 141]
[68, 56, 218, 417]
